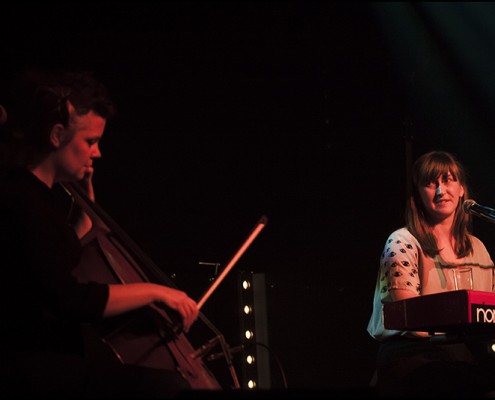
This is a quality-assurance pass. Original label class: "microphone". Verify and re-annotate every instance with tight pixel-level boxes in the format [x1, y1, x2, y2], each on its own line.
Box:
[190, 336, 220, 360]
[206, 344, 245, 361]
[462, 199, 495, 223]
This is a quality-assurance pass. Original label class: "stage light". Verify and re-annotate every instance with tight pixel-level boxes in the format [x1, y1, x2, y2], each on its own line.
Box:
[247, 380, 257, 389]
[239, 271, 271, 389]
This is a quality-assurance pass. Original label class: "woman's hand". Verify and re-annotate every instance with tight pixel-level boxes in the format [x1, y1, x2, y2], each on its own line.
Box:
[73, 167, 94, 238]
[80, 166, 95, 202]
[156, 286, 199, 332]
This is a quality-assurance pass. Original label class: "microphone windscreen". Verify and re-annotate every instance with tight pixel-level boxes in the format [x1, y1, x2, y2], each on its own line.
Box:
[462, 199, 476, 214]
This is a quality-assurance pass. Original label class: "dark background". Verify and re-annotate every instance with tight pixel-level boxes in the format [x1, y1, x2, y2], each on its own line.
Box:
[3, 1, 495, 392]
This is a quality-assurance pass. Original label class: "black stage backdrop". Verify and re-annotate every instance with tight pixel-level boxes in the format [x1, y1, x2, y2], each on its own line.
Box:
[3, 1, 495, 392]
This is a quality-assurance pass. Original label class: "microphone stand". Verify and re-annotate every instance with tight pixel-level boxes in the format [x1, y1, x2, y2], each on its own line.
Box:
[191, 313, 241, 389]
[218, 334, 240, 389]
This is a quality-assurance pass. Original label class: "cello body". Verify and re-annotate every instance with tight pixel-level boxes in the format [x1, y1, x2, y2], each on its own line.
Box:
[64, 182, 222, 390]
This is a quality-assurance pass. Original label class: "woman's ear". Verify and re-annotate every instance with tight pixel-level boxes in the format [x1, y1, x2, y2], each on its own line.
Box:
[49, 123, 67, 148]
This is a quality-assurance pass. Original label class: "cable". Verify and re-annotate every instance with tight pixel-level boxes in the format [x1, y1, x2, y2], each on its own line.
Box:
[247, 341, 288, 389]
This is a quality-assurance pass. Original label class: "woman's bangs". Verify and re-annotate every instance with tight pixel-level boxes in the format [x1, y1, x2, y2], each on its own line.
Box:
[418, 159, 458, 185]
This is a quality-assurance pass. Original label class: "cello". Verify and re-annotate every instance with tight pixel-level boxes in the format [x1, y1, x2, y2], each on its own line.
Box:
[62, 181, 223, 390]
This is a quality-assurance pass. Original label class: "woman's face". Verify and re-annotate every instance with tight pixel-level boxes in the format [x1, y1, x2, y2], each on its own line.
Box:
[54, 107, 106, 182]
[418, 172, 465, 223]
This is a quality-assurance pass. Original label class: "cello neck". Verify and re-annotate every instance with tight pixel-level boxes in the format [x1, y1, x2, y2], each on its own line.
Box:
[60, 181, 176, 287]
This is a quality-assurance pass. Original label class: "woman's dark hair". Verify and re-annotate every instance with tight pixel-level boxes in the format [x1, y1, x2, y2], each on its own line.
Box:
[1, 68, 115, 167]
[406, 151, 472, 258]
